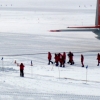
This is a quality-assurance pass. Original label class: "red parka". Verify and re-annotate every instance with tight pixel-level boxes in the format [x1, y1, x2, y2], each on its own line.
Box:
[54, 54, 59, 63]
[20, 63, 25, 70]
[63, 52, 66, 61]
[48, 52, 52, 60]
[81, 54, 84, 62]
[97, 53, 100, 61]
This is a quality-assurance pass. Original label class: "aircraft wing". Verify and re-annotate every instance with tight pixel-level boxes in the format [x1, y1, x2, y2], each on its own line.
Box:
[50, 28, 98, 32]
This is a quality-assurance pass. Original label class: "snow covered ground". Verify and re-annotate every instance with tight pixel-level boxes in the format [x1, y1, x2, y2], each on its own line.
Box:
[0, 0, 100, 99]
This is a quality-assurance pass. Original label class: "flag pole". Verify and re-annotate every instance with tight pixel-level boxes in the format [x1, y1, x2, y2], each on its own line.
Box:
[86, 68, 87, 83]
[1, 57, 4, 71]
[58, 65, 60, 79]
[86, 65, 88, 83]
[31, 60, 33, 77]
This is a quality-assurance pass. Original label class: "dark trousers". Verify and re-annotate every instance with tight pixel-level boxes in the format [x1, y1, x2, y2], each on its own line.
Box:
[55, 61, 59, 66]
[20, 69, 24, 77]
[81, 61, 84, 67]
[48, 60, 53, 65]
[67, 60, 74, 65]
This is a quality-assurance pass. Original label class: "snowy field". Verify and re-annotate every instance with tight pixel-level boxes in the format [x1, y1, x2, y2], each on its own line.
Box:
[0, 0, 100, 100]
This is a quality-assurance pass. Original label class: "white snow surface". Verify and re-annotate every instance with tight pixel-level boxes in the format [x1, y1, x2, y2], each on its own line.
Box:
[0, 0, 100, 100]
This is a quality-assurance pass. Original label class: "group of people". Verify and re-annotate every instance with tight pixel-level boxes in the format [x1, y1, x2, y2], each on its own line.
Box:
[48, 52, 66, 67]
[16, 52, 100, 77]
[48, 52, 84, 67]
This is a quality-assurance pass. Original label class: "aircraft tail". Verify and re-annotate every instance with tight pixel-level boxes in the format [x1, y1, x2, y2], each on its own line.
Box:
[67, 0, 100, 29]
[50, 0, 100, 32]
[95, 0, 100, 26]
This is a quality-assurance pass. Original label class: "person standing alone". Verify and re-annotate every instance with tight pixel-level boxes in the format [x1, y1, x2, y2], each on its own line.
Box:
[20, 63, 25, 77]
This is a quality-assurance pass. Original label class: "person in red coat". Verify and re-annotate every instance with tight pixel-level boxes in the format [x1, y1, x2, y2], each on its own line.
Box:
[48, 52, 53, 65]
[81, 54, 84, 67]
[54, 53, 59, 66]
[20, 63, 25, 77]
[63, 52, 66, 64]
[59, 53, 63, 67]
[67, 52, 74, 65]
[70, 52, 73, 65]
[97, 53, 100, 66]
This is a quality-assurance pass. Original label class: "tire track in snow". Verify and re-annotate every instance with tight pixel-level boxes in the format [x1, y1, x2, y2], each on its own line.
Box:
[0, 91, 100, 100]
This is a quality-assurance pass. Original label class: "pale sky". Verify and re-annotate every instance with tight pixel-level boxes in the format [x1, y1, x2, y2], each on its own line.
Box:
[0, 0, 96, 8]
